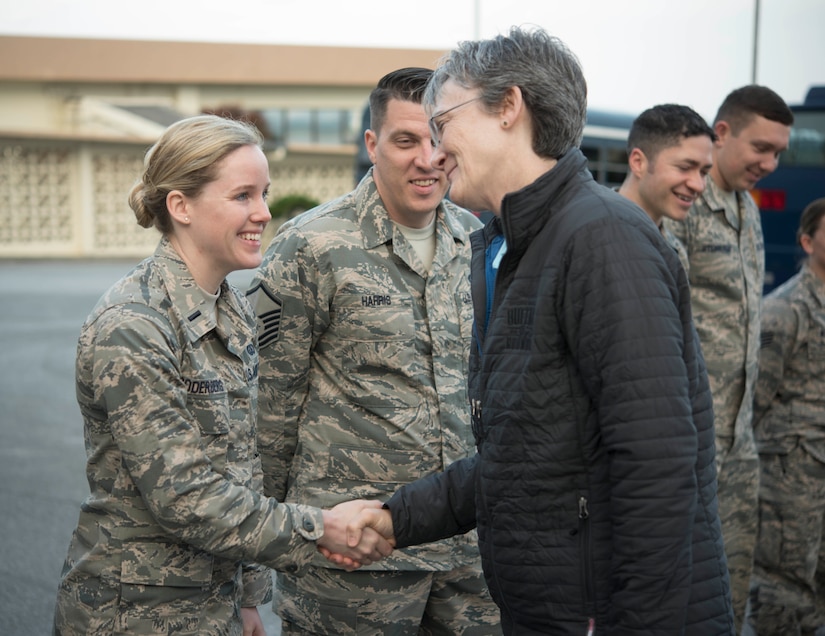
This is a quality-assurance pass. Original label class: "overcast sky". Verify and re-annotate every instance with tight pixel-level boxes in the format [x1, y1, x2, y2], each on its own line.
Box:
[1, 0, 823, 120]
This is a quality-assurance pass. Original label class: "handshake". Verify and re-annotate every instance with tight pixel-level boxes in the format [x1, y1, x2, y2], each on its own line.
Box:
[316, 500, 396, 571]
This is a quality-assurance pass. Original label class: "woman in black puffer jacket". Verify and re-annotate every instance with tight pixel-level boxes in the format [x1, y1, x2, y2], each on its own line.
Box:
[342, 25, 735, 636]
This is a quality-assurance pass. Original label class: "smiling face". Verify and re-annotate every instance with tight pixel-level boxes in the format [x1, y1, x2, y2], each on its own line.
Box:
[180, 144, 271, 289]
[429, 80, 505, 213]
[633, 135, 714, 225]
[712, 114, 791, 192]
[365, 97, 448, 228]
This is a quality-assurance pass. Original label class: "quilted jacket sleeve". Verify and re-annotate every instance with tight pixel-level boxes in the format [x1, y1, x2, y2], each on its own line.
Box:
[385, 454, 479, 548]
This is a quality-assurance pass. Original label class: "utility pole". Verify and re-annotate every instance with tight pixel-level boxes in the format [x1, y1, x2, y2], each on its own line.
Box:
[752, 0, 760, 83]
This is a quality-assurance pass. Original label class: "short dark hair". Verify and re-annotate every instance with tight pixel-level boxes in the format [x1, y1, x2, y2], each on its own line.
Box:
[368, 67, 433, 134]
[798, 197, 825, 246]
[714, 85, 794, 134]
[627, 104, 716, 161]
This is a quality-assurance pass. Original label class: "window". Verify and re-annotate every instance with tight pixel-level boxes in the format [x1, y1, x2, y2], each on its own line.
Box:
[782, 112, 825, 167]
[261, 108, 357, 145]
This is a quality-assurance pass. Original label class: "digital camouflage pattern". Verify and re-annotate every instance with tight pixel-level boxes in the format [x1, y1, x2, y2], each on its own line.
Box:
[746, 263, 825, 634]
[663, 224, 689, 274]
[248, 171, 482, 570]
[248, 170, 499, 632]
[665, 174, 762, 631]
[54, 238, 324, 636]
[274, 563, 499, 635]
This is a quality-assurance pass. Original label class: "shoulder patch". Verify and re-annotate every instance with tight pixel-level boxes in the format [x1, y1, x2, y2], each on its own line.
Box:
[247, 282, 283, 348]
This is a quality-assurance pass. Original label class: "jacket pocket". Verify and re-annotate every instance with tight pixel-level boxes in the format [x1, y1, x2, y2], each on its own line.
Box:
[335, 294, 418, 407]
[577, 494, 596, 617]
[119, 539, 214, 588]
[323, 444, 440, 500]
[187, 392, 231, 473]
[114, 540, 215, 635]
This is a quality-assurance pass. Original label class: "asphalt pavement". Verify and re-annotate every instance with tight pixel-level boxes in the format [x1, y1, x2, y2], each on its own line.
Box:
[0, 258, 280, 635]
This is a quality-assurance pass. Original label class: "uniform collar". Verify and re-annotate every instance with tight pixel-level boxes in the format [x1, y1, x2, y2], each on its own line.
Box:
[699, 174, 749, 231]
[801, 261, 825, 309]
[354, 167, 469, 251]
[152, 238, 246, 349]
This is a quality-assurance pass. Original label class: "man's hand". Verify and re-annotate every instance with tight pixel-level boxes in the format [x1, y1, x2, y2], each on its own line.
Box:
[346, 506, 394, 549]
[241, 606, 266, 636]
[316, 500, 395, 571]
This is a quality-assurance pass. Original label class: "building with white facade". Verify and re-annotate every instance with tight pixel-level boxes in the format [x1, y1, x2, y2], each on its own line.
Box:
[0, 36, 445, 257]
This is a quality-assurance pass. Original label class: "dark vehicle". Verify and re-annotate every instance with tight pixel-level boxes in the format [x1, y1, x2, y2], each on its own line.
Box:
[752, 85, 825, 292]
[579, 108, 636, 188]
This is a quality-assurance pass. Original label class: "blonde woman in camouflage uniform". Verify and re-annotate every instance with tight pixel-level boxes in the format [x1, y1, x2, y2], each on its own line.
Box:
[53, 115, 392, 636]
[248, 68, 500, 634]
[745, 198, 825, 635]
[664, 85, 793, 632]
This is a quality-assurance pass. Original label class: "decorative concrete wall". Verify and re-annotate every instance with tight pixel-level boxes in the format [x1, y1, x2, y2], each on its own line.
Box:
[0, 136, 355, 258]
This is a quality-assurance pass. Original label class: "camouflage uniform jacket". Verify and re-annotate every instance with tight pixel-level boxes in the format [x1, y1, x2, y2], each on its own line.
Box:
[54, 238, 323, 636]
[753, 262, 825, 461]
[663, 224, 689, 274]
[665, 175, 764, 452]
[248, 170, 483, 571]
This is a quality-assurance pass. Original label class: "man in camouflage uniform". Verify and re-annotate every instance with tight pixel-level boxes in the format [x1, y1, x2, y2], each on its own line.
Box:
[664, 85, 793, 633]
[617, 103, 715, 272]
[745, 198, 825, 635]
[248, 68, 501, 634]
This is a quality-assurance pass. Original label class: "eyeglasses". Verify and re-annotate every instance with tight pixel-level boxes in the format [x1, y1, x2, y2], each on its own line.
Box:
[428, 97, 482, 146]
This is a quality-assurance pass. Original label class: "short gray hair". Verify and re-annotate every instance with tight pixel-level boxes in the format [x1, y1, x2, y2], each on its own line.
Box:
[424, 26, 587, 159]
